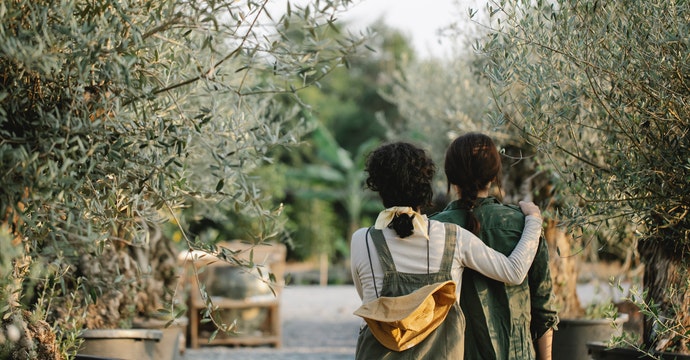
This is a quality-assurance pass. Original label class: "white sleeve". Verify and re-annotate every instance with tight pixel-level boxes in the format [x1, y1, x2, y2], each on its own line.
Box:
[457, 215, 542, 285]
[350, 227, 367, 301]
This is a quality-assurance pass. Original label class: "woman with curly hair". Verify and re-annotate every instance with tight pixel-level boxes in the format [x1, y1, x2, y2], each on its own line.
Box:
[350, 141, 543, 359]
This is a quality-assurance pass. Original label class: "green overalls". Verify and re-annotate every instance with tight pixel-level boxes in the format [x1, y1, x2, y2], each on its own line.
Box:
[355, 222, 466, 359]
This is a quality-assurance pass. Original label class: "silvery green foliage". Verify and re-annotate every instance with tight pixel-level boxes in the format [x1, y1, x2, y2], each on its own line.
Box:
[475, 0, 689, 352]
[0, 0, 361, 354]
[1, 0, 360, 245]
[386, 56, 492, 163]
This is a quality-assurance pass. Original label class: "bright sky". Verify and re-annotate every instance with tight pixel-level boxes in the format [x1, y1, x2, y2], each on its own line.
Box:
[264, 1, 483, 59]
[339, 0, 476, 58]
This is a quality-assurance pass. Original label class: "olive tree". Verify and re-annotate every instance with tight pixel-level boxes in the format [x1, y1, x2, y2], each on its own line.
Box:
[474, 0, 690, 353]
[0, 0, 362, 358]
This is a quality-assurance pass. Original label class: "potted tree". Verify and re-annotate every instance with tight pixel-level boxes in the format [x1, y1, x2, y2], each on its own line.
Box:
[475, 0, 690, 356]
[0, 0, 364, 359]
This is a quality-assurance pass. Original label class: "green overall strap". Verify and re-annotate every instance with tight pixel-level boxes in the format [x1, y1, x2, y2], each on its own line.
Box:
[368, 227, 397, 275]
[440, 223, 458, 275]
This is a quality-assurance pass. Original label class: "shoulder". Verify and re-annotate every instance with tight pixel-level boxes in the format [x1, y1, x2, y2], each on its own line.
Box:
[429, 211, 451, 222]
[350, 227, 374, 267]
[430, 220, 471, 241]
[351, 227, 371, 247]
[478, 201, 524, 220]
[353, 227, 370, 237]
[429, 204, 467, 224]
[429, 220, 462, 241]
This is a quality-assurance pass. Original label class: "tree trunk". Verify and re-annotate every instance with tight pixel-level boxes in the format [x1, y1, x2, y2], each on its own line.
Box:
[544, 218, 583, 319]
[319, 252, 329, 287]
[502, 154, 584, 319]
[639, 238, 690, 353]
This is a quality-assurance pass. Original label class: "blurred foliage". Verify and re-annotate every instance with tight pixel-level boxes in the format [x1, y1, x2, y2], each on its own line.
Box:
[183, 20, 417, 267]
[278, 21, 416, 263]
[385, 52, 497, 200]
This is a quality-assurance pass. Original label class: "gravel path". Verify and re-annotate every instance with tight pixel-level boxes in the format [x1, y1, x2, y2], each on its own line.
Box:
[180, 280, 632, 360]
[182, 285, 362, 360]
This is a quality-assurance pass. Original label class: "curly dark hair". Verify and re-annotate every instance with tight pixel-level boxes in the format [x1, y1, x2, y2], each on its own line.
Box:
[365, 141, 436, 211]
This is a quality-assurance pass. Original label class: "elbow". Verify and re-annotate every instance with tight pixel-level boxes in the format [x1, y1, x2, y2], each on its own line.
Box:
[506, 272, 528, 285]
[505, 278, 521, 285]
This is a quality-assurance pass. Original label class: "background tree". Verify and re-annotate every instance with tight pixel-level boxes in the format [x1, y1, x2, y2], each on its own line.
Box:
[282, 20, 416, 278]
[165, 19, 416, 288]
[0, 0, 362, 358]
[474, 0, 690, 353]
[299, 21, 414, 154]
[385, 53, 493, 175]
[282, 123, 378, 284]
[253, 20, 416, 279]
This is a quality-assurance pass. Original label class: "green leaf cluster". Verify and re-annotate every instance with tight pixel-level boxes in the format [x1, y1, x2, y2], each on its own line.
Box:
[0, 0, 362, 356]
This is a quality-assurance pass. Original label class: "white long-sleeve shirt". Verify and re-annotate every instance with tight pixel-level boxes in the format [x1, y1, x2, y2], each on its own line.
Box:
[350, 215, 542, 304]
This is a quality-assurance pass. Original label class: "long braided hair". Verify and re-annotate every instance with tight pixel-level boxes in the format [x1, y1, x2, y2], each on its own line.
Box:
[443, 133, 503, 235]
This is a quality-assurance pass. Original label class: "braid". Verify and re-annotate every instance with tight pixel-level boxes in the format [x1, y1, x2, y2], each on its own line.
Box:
[459, 185, 481, 235]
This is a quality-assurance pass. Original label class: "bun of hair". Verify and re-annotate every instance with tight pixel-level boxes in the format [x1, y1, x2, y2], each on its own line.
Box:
[388, 213, 414, 238]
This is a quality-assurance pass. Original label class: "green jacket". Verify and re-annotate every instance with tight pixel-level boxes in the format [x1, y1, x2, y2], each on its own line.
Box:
[431, 197, 559, 360]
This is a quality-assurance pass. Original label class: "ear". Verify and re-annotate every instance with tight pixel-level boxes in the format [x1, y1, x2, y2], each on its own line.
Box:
[451, 184, 462, 198]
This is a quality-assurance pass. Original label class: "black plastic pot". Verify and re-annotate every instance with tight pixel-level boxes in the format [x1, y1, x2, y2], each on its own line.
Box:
[552, 315, 628, 360]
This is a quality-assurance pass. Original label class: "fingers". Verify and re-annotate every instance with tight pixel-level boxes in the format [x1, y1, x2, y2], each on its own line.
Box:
[519, 200, 542, 218]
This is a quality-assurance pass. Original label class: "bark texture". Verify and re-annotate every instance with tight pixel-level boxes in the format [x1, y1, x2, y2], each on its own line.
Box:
[639, 237, 690, 353]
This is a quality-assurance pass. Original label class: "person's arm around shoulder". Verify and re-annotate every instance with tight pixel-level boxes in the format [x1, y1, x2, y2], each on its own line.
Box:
[457, 200, 543, 285]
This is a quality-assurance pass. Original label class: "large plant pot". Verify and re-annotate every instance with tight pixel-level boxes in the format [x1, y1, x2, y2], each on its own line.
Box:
[133, 316, 188, 360]
[78, 329, 162, 360]
[587, 341, 690, 360]
[552, 315, 628, 360]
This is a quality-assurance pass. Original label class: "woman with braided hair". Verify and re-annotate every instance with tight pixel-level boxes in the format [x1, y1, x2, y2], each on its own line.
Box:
[431, 133, 559, 360]
[350, 141, 544, 359]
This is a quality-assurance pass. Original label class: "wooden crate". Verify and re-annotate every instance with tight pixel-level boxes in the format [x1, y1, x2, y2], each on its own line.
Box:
[179, 241, 286, 348]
